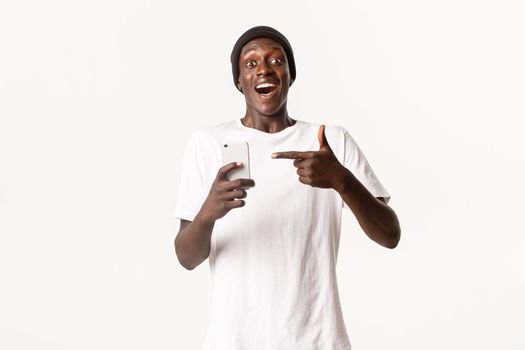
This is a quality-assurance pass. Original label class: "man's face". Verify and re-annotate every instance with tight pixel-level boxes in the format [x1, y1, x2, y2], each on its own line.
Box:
[237, 37, 291, 117]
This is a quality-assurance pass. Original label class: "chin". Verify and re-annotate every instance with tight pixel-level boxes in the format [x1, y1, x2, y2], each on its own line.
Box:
[249, 97, 287, 117]
[255, 105, 285, 117]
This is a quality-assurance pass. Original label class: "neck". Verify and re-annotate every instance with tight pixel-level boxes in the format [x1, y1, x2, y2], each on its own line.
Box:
[241, 105, 295, 133]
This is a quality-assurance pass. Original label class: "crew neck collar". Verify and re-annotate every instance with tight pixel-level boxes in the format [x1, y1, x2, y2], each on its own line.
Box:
[235, 118, 301, 136]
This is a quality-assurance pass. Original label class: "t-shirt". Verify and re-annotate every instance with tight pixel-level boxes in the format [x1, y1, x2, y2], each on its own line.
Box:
[174, 118, 390, 350]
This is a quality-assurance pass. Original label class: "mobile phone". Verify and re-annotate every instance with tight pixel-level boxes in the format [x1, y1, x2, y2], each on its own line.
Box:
[221, 141, 251, 186]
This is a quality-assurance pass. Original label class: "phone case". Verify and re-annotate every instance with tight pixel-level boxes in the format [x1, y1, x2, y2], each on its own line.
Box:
[221, 141, 250, 184]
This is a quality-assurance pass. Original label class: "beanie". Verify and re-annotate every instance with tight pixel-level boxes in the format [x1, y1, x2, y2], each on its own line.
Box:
[230, 26, 296, 93]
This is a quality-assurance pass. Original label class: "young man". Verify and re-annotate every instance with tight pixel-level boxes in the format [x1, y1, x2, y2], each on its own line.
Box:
[174, 26, 400, 350]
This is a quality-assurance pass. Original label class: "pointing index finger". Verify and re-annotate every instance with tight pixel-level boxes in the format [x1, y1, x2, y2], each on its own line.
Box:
[271, 151, 314, 159]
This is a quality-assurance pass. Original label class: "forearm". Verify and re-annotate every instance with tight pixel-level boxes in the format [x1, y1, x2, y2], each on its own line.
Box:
[334, 168, 401, 248]
[175, 210, 216, 270]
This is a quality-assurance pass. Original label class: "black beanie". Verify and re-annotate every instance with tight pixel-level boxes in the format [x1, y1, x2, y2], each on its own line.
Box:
[230, 26, 296, 93]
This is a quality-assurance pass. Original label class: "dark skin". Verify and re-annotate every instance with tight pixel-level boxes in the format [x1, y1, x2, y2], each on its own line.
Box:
[175, 37, 400, 270]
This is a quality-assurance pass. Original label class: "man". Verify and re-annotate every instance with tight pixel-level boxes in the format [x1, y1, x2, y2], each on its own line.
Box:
[174, 26, 400, 350]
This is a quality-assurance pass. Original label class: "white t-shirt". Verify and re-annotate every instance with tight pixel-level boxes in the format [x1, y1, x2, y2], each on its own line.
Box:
[174, 118, 390, 350]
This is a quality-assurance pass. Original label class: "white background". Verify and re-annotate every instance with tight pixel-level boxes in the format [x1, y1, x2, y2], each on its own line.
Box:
[1, 0, 524, 349]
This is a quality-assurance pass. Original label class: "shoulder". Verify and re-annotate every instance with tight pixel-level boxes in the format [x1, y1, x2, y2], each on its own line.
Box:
[324, 123, 351, 138]
[298, 120, 348, 136]
[303, 121, 352, 147]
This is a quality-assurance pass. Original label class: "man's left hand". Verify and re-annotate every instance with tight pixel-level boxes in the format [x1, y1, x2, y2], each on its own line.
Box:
[272, 125, 348, 190]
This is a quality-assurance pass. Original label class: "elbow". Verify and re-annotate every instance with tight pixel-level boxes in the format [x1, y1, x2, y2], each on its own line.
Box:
[385, 222, 401, 249]
[384, 239, 399, 249]
[180, 262, 196, 271]
[176, 252, 197, 271]
[174, 237, 196, 271]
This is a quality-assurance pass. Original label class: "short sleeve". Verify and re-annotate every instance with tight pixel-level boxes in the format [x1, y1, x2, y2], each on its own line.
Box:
[173, 131, 209, 221]
[342, 129, 390, 207]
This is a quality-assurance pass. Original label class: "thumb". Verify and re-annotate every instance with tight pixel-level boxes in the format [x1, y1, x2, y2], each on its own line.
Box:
[318, 124, 332, 151]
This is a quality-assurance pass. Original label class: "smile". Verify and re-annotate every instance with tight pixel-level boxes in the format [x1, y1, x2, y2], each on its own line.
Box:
[255, 82, 278, 97]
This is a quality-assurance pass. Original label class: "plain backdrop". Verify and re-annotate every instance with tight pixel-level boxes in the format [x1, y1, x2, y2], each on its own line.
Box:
[1, 0, 524, 349]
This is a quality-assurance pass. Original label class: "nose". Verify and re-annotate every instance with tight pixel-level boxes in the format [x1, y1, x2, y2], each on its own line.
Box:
[256, 60, 274, 76]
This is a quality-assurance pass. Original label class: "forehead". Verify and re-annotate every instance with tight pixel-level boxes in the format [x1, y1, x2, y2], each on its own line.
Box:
[240, 37, 285, 56]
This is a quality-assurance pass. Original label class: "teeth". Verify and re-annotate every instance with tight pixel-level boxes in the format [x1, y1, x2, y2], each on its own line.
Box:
[256, 83, 276, 89]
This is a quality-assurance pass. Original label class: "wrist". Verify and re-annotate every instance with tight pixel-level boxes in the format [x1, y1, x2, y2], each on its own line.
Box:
[195, 209, 216, 227]
[332, 166, 352, 194]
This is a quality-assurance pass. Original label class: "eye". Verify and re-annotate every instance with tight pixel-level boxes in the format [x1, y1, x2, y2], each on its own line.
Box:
[270, 57, 282, 65]
[246, 60, 256, 68]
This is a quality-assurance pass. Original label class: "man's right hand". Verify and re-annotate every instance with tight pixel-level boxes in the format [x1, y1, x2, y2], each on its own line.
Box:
[199, 162, 255, 222]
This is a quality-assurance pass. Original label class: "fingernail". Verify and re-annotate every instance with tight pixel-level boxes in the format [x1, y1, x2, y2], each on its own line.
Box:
[271, 153, 276, 158]
[236, 161, 242, 166]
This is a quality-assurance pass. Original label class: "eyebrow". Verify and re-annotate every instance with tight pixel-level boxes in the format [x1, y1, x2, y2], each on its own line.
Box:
[241, 46, 284, 56]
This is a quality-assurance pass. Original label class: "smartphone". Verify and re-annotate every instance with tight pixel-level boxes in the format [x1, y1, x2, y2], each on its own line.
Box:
[222, 141, 251, 186]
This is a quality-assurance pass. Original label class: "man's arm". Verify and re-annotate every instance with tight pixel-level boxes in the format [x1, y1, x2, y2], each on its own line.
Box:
[174, 212, 215, 271]
[272, 125, 400, 249]
[174, 162, 256, 271]
[333, 168, 401, 249]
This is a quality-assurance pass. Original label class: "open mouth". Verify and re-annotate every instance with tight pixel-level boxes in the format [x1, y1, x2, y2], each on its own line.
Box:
[255, 82, 278, 96]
